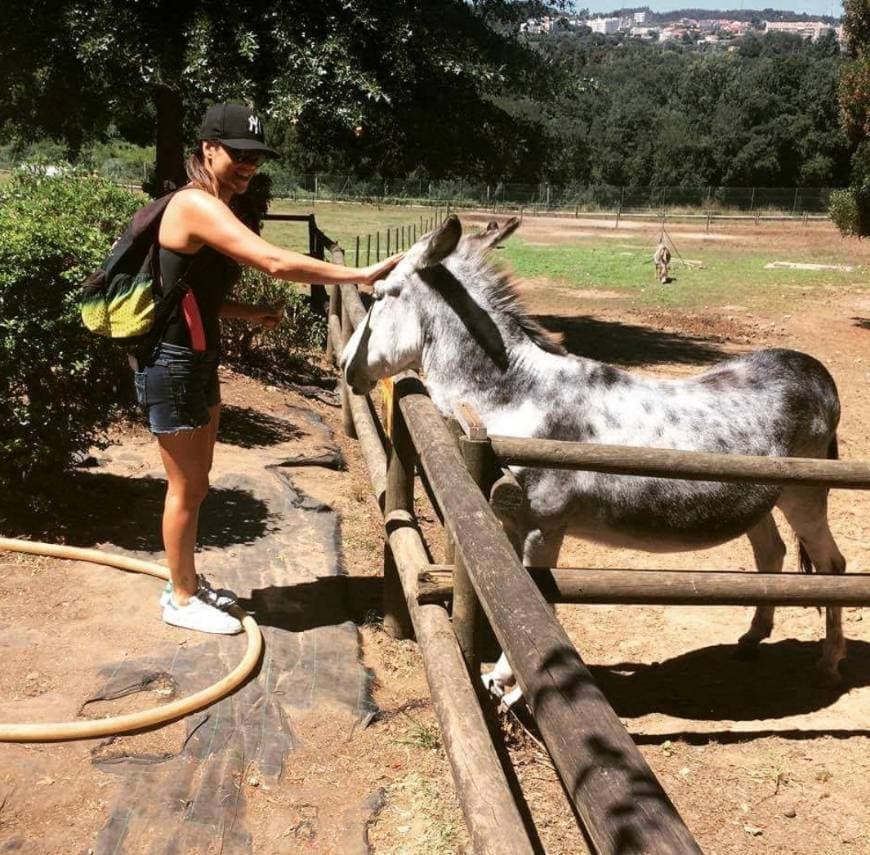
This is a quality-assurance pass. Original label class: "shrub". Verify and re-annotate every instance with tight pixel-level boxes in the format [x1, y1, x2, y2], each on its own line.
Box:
[220, 268, 327, 379]
[829, 187, 863, 236]
[0, 171, 141, 485]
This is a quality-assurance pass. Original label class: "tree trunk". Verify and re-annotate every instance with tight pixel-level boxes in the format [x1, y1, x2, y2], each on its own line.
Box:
[153, 83, 187, 196]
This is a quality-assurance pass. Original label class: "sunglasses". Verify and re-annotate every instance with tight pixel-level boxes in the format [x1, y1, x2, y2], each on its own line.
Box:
[222, 145, 267, 167]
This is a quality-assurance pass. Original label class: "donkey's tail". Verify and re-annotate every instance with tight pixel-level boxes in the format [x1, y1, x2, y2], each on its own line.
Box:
[798, 433, 839, 574]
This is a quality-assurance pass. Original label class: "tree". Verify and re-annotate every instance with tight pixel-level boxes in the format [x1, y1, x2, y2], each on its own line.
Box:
[837, 0, 870, 234]
[1, 0, 557, 189]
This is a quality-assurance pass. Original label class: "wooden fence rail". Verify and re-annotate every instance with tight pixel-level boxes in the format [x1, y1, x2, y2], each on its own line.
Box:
[330, 263, 702, 854]
[490, 436, 870, 488]
[418, 565, 870, 607]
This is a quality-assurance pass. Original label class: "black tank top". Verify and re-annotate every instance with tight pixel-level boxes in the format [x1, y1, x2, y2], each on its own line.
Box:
[158, 245, 239, 351]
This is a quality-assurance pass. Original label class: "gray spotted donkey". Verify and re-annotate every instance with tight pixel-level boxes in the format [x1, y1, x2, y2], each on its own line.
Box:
[342, 216, 847, 703]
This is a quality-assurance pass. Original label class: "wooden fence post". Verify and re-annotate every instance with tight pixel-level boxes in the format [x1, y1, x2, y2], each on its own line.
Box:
[442, 417, 465, 565]
[354, 235, 360, 267]
[366, 233, 371, 264]
[339, 298, 357, 440]
[325, 278, 341, 363]
[376, 230, 380, 261]
[383, 378, 415, 639]
[453, 403, 496, 674]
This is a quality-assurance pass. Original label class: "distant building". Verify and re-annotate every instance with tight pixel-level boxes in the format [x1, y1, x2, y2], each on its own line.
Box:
[764, 20, 838, 41]
[520, 16, 553, 34]
[634, 11, 649, 24]
[630, 25, 658, 39]
[589, 16, 620, 34]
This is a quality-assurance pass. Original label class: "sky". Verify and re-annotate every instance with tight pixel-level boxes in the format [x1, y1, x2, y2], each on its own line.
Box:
[579, 0, 843, 16]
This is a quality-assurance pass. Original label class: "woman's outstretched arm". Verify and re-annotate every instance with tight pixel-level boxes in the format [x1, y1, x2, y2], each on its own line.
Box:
[160, 188, 402, 288]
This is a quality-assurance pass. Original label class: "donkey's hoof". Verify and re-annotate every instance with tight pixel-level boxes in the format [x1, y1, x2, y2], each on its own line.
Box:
[482, 671, 508, 700]
[500, 686, 525, 711]
[815, 661, 844, 690]
[734, 639, 761, 661]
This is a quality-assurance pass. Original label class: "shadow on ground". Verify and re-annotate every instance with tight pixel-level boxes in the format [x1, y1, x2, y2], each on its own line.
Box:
[533, 314, 727, 367]
[852, 317, 870, 330]
[238, 576, 384, 633]
[0, 471, 273, 551]
[589, 638, 870, 721]
[218, 404, 305, 449]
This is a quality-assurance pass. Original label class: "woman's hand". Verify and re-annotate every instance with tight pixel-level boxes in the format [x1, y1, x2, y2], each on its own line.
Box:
[355, 253, 404, 292]
[252, 303, 285, 330]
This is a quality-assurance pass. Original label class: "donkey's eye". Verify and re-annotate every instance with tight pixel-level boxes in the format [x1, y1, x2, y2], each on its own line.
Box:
[374, 279, 402, 299]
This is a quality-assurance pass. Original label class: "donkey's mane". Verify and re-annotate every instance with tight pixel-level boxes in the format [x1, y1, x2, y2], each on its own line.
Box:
[460, 245, 567, 356]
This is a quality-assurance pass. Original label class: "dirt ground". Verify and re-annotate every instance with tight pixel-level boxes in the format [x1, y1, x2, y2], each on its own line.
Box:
[1, 213, 869, 854]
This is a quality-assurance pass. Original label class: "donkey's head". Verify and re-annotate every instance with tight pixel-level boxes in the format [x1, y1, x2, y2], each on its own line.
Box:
[341, 216, 520, 395]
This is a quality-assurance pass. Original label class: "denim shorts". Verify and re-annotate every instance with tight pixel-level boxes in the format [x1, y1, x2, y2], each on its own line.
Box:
[133, 342, 220, 434]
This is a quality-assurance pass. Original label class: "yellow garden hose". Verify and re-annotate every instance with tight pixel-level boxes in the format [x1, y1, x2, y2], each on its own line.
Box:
[0, 537, 262, 742]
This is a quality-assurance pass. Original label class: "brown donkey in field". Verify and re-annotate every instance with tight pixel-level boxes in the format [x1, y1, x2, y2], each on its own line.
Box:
[654, 240, 671, 283]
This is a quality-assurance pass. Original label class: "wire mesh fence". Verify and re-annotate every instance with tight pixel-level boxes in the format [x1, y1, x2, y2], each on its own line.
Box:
[263, 173, 839, 216]
[0, 151, 839, 218]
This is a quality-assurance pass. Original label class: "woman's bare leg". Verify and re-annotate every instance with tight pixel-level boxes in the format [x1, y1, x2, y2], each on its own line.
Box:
[157, 405, 221, 603]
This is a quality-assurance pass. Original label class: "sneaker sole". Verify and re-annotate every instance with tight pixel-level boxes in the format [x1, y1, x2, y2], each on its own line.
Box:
[162, 607, 243, 635]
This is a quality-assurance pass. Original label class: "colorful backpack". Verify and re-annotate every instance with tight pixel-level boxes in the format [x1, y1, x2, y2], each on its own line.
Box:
[80, 191, 191, 350]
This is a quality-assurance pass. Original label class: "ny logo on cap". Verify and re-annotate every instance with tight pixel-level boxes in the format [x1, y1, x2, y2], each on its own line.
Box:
[248, 115, 262, 135]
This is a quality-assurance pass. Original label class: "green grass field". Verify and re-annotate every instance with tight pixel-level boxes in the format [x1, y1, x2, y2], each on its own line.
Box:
[263, 200, 868, 311]
[499, 238, 865, 309]
[263, 199, 436, 259]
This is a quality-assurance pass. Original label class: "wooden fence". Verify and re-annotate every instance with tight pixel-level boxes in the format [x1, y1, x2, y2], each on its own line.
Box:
[321, 237, 870, 853]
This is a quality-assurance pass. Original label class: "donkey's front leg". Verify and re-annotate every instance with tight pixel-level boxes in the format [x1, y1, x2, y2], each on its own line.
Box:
[736, 514, 786, 657]
[482, 527, 565, 708]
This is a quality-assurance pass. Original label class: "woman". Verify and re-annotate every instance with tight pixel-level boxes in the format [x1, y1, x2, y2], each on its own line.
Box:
[137, 102, 400, 634]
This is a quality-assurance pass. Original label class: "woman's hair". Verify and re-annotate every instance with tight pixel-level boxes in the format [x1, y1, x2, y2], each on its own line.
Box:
[184, 141, 219, 196]
[183, 140, 260, 234]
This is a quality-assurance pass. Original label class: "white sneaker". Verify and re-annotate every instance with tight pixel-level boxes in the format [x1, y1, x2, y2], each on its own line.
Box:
[162, 592, 242, 635]
[160, 575, 238, 611]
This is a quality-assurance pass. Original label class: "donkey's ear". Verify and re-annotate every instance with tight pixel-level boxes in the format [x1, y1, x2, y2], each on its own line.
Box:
[469, 216, 521, 253]
[418, 215, 462, 269]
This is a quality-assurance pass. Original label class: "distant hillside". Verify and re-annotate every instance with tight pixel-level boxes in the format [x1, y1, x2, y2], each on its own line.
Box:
[587, 7, 840, 24]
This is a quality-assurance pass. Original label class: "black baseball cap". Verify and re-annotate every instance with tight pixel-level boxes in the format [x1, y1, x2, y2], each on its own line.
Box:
[198, 103, 277, 157]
